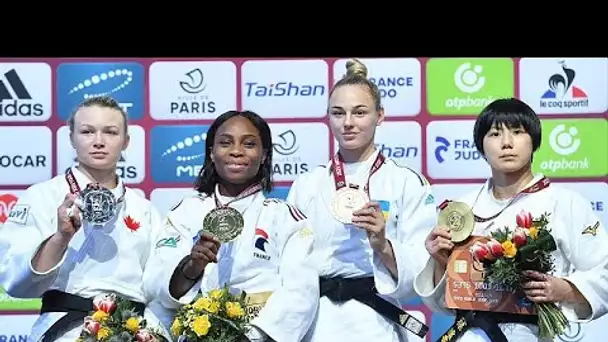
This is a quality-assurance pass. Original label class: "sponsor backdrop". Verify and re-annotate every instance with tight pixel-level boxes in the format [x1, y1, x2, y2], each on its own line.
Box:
[0, 57, 606, 341]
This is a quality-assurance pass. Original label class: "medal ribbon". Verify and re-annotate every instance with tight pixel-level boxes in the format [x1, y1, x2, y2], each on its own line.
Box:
[438, 176, 550, 223]
[331, 151, 385, 196]
[213, 183, 263, 208]
[65, 167, 126, 204]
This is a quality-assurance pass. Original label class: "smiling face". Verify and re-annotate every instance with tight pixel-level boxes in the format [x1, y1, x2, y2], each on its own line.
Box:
[70, 105, 129, 171]
[210, 115, 266, 185]
[328, 84, 384, 153]
[482, 123, 534, 174]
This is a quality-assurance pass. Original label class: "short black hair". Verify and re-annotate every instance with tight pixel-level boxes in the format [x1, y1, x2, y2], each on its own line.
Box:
[473, 98, 542, 156]
[193, 110, 274, 196]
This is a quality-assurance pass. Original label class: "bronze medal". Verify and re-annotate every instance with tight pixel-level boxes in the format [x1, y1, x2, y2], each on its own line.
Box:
[203, 207, 244, 243]
[331, 187, 369, 224]
[438, 201, 474, 243]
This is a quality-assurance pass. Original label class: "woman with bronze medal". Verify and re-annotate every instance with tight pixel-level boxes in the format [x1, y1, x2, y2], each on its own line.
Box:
[155, 110, 319, 342]
[414, 98, 608, 342]
[286, 59, 437, 342]
[0, 96, 171, 341]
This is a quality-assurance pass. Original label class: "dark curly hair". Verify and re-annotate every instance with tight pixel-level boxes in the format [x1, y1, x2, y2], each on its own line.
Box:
[193, 110, 274, 196]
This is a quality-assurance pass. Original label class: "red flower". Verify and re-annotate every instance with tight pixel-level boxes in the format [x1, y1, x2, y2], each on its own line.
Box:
[516, 211, 533, 229]
[470, 241, 490, 261]
[93, 293, 117, 314]
[124, 215, 140, 232]
[136, 329, 157, 342]
[487, 239, 504, 258]
[84, 317, 100, 335]
[512, 228, 528, 247]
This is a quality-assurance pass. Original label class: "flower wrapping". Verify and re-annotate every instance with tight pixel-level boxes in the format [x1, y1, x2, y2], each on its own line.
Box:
[469, 211, 570, 339]
[171, 286, 249, 342]
[77, 293, 166, 342]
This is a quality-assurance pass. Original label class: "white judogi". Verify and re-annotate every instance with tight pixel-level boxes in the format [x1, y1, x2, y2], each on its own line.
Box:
[414, 174, 608, 342]
[286, 149, 437, 342]
[154, 185, 319, 342]
[0, 166, 173, 341]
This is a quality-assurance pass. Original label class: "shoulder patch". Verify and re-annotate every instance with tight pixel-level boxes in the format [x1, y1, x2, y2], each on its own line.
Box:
[6, 204, 30, 225]
[155, 234, 182, 248]
[264, 198, 307, 222]
[582, 221, 600, 236]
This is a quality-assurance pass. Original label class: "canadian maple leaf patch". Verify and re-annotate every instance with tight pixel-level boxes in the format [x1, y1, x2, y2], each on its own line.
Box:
[123, 215, 140, 232]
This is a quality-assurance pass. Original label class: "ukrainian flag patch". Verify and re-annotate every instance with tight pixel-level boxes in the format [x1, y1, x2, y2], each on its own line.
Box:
[376, 200, 391, 220]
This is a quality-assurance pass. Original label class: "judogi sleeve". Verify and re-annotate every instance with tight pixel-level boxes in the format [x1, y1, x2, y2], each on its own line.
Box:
[413, 256, 451, 314]
[556, 190, 608, 322]
[373, 169, 438, 301]
[249, 202, 319, 342]
[0, 184, 67, 298]
[152, 198, 209, 310]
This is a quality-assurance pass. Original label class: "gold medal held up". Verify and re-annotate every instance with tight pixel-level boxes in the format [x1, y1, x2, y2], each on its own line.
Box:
[438, 201, 474, 243]
[203, 207, 244, 243]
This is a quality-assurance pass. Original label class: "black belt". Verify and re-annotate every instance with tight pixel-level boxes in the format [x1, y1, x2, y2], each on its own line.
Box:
[319, 277, 429, 338]
[437, 309, 538, 342]
[39, 290, 145, 342]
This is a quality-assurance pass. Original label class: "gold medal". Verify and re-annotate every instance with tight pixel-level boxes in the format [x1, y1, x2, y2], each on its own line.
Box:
[331, 187, 369, 224]
[438, 201, 474, 243]
[203, 207, 244, 243]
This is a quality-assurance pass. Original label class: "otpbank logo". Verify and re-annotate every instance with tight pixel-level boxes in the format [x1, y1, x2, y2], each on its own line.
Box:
[426, 58, 514, 115]
[150, 125, 210, 183]
[532, 119, 607, 177]
[56, 62, 145, 120]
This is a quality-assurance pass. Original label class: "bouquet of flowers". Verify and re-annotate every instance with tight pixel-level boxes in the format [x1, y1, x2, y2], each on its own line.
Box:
[77, 293, 166, 342]
[170, 287, 249, 342]
[469, 210, 570, 339]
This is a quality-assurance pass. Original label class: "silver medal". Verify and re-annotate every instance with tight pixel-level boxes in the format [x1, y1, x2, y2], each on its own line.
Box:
[79, 185, 117, 225]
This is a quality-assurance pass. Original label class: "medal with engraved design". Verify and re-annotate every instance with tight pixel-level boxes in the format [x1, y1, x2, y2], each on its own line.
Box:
[64, 168, 126, 226]
[203, 183, 262, 243]
[79, 185, 117, 225]
[203, 207, 244, 243]
[438, 201, 474, 243]
[331, 187, 369, 224]
[329, 151, 386, 224]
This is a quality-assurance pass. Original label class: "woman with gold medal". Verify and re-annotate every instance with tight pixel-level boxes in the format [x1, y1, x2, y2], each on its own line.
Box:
[414, 98, 608, 342]
[153, 110, 319, 342]
[286, 59, 438, 342]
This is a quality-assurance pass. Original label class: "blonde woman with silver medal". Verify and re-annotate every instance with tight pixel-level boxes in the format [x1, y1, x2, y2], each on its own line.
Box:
[286, 59, 438, 342]
[153, 110, 319, 342]
[414, 98, 608, 342]
[0, 96, 172, 341]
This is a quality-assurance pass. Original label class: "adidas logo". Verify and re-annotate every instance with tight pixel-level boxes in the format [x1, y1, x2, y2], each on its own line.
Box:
[0, 68, 44, 116]
[71, 153, 138, 180]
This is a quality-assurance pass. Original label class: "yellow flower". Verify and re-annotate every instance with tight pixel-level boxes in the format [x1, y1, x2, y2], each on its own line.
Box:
[192, 297, 219, 314]
[97, 327, 111, 340]
[529, 226, 539, 239]
[225, 302, 245, 319]
[209, 289, 224, 300]
[91, 310, 109, 322]
[501, 240, 517, 258]
[171, 318, 183, 336]
[191, 315, 211, 337]
[125, 317, 140, 333]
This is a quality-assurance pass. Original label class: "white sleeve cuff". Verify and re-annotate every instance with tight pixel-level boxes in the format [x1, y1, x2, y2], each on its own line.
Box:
[28, 237, 68, 277]
[560, 274, 595, 322]
[413, 257, 452, 314]
[244, 325, 269, 342]
[372, 239, 404, 297]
